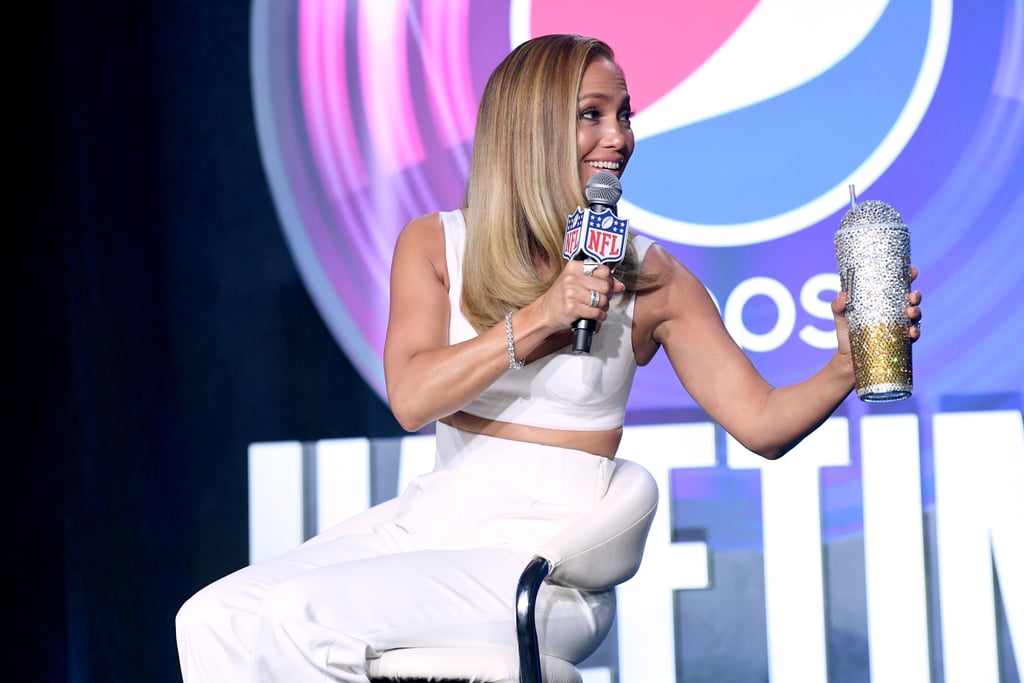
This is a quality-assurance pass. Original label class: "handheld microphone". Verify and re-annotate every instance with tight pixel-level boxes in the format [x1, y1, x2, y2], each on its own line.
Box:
[585, 171, 621, 214]
[563, 171, 627, 353]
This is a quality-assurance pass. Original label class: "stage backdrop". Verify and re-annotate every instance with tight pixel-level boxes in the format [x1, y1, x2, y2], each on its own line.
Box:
[248, 1, 1023, 681]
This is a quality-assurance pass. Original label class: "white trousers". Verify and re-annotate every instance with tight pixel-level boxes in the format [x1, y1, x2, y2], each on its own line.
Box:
[176, 423, 617, 682]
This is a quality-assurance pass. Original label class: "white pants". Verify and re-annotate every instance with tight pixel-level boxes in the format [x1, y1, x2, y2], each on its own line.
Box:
[176, 423, 617, 682]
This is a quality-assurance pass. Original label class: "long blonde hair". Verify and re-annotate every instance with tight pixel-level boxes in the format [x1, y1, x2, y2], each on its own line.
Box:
[461, 34, 642, 332]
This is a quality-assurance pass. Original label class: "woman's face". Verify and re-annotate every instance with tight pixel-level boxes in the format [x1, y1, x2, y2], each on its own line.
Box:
[577, 56, 635, 189]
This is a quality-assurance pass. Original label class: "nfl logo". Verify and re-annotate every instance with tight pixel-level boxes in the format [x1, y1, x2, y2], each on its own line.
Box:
[563, 207, 628, 264]
[562, 208, 584, 260]
[582, 209, 627, 264]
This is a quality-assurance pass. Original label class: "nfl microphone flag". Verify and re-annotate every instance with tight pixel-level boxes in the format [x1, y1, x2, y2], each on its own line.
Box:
[563, 207, 628, 265]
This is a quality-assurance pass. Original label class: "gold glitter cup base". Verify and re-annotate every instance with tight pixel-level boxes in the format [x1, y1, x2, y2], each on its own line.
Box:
[857, 384, 912, 402]
[850, 321, 913, 401]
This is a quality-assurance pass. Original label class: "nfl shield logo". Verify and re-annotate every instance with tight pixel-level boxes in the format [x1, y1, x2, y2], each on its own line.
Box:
[563, 207, 628, 264]
[562, 208, 584, 260]
[582, 208, 628, 264]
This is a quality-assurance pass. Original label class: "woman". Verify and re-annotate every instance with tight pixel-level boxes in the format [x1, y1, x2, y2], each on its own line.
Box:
[177, 34, 922, 682]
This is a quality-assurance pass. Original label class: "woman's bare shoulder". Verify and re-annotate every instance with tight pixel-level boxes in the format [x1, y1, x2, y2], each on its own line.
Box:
[397, 211, 446, 243]
[637, 241, 698, 281]
[394, 211, 450, 286]
[632, 241, 722, 363]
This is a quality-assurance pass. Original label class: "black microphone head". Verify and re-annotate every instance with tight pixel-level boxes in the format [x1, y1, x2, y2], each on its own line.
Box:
[585, 171, 622, 211]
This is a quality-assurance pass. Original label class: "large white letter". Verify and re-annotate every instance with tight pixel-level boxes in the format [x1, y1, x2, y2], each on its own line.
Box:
[934, 409, 1024, 683]
[798, 273, 840, 349]
[314, 438, 371, 534]
[616, 423, 717, 683]
[861, 414, 931, 682]
[729, 418, 849, 682]
[248, 441, 305, 563]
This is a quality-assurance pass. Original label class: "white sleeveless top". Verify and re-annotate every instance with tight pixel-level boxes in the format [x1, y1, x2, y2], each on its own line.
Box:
[441, 210, 652, 431]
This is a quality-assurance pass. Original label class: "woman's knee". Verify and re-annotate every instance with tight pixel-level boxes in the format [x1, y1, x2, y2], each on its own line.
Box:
[536, 587, 615, 663]
[176, 578, 254, 645]
[176, 586, 214, 638]
[254, 575, 321, 637]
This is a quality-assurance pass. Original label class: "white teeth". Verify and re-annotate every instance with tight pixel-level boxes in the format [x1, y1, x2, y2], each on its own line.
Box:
[587, 161, 620, 170]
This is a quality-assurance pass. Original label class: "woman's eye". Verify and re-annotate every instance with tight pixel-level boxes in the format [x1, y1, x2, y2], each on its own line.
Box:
[579, 108, 633, 126]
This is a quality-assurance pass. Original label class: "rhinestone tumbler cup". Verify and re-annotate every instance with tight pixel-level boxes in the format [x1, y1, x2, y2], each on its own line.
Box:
[835, 194, 913, 402]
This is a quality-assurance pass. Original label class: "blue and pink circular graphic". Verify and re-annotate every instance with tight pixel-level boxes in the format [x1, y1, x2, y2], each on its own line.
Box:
[251, 0, 1024, 415]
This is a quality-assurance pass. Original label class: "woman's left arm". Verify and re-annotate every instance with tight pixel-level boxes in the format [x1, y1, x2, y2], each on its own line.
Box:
[634, 245, 922, 460]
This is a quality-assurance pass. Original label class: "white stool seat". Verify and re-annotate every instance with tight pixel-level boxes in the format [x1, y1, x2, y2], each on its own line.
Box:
[366, 458, 658, 683]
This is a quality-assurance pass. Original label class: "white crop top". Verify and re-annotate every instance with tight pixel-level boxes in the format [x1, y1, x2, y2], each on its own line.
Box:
[441, 210, 653, 431]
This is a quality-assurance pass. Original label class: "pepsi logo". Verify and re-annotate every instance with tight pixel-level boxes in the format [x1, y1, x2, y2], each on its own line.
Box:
[513, 0, 952, 246]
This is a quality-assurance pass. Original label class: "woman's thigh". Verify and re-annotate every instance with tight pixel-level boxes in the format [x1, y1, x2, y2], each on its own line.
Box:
[256, 544, 608, 658]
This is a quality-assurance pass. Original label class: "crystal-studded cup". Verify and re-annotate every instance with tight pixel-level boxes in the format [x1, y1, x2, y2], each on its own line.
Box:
[835, 199, 913, 402]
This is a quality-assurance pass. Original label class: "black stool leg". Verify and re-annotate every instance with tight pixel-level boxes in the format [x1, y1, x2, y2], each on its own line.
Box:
[516, 557, 551, 683]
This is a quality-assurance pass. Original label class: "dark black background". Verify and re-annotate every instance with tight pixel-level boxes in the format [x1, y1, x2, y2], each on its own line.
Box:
[14, 3, 403, 681]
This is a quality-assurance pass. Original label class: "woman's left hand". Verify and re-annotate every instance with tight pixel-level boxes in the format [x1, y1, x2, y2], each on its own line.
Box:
[832, 267, 923, 357]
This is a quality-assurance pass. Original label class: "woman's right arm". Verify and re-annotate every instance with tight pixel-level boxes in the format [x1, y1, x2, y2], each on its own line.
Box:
[384, 214, 520, 431]
[383, 214, 621, 432]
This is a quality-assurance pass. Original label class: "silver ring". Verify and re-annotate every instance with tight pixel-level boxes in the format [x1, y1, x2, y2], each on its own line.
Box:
[588, 290, 601, 308]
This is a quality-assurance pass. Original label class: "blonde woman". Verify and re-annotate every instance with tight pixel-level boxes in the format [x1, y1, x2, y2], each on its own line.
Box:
[176, 34, 922, 682]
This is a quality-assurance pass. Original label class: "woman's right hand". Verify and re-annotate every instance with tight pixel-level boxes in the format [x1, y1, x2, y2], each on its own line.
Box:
[533, 259, 625, 332]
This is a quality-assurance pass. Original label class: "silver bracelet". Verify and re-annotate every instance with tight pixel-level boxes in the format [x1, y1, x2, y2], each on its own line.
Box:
[505, 311, 526, 370]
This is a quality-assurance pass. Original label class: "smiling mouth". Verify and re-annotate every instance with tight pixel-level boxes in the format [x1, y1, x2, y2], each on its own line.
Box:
[586, 160, 622, 171]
